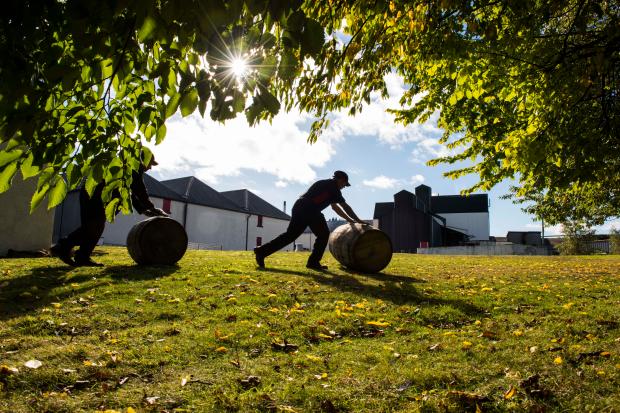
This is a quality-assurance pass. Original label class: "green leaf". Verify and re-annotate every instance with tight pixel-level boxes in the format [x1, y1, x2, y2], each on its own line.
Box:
[0, 149, 23, 168]
[30, 183, 50, 213]
[258, 55, 278, 80]
[36, 167, 56, 191]
[85, 175, 100, 197]
[180, 89, 199, 117]
[165, 92, 181, 119]
[138, 15, 158, 42]
[197, 79, 211, 101]
[279, 50, 299, 81]
[156, 124, 167, 144]
[0, 161, 18, 193]
[47, 177, 68, 209]
[245, 102, 262, 125]
[259, 89, 280, 116]
[66, 162, 82, 189]
[141, 146, 154, 166]
[301, 18, 325, 57]
[198, 100, 207, 117]
[105, 198, 121, 222]
[20, 153, 40, 179]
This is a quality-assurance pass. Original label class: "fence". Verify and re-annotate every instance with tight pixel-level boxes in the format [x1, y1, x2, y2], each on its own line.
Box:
[187, 242, 223, 251]
[580, 240, 610, 254]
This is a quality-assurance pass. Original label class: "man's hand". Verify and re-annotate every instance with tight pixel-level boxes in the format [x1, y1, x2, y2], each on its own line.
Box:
[144, 208, 169, 217]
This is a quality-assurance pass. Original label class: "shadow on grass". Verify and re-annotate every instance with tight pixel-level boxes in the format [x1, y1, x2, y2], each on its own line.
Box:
[339, 267, 427, 284]
[103, 264, 180, 281]
[0, 263, 178, 321]
[266, 267, 482, 316]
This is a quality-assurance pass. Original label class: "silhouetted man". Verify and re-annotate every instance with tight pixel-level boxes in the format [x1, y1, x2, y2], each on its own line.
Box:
[51, 156, 167, 267]
[254, 170, 364, 270]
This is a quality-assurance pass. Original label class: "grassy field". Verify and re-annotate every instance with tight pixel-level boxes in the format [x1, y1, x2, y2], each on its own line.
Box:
[0, 248, 619, 412]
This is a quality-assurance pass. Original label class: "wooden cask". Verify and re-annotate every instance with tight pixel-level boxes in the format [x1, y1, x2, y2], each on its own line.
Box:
[328, 224, 392, 273]
[127, 217, 188, 265]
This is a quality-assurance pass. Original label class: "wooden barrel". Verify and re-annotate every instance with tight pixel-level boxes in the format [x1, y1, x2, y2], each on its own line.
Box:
[328, 224, 393, 273]
[126, 217, 188, 265]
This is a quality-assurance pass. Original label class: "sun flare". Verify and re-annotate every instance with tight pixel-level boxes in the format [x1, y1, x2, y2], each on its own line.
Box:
[230, 58, 248, 78]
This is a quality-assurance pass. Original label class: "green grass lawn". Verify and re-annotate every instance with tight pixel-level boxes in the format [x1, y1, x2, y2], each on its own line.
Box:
[1, 248, 619, 412]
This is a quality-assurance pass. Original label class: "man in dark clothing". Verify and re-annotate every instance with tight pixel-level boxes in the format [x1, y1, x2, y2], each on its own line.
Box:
[254, 170, 364, 270]
[51, 157, 167, 267]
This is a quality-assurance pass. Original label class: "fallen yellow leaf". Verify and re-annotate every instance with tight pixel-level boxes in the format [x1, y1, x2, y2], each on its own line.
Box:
[366, 321, 390, 327]
[503, 385, 516, 399]
[215, 346, 227, 353]
[462, 341, 473, 349]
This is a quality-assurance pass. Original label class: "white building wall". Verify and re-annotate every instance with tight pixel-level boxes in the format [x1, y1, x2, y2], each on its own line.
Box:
[295, 233, 315, 251]
[0, 172, 55, 256]
[102, 201, 293, 251]
[184, 204, 248, 250]
[246, 215, 292, 251]
[438, 212, 490, 241]
[101, 198, 185, 245]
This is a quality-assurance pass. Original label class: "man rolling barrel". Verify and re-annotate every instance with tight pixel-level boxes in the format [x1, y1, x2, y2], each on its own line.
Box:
[51, 154, 168, 267]
[254, 170, 365, 270]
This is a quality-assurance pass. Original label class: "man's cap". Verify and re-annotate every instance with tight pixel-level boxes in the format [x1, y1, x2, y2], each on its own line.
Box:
[333, 170, 351, 186]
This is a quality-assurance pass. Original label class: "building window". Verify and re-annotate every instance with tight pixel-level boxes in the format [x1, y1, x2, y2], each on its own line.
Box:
[162, 198, 171, 214]
[256, 237, 262, 246]
[257, 215, 263, 227]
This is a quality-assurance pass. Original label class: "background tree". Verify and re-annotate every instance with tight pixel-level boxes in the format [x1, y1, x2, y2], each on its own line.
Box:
[299, 0, 619, 224]
[1, 0, 618, 223]
[556, 219, 596, 255]
[503, 184, 617, 226]
[610, 227, 620, 254]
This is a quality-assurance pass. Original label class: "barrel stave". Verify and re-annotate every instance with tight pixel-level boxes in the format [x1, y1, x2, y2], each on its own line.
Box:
[328, 224, 392, 273]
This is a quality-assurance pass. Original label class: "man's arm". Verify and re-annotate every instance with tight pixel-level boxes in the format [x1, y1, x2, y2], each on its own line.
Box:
[339, 202, 364, 223]
[130, 170, 167, 216]
[331, 202, 364, 224]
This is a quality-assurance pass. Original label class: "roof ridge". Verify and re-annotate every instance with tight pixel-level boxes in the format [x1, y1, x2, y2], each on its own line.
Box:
[184, 176, 195, 200]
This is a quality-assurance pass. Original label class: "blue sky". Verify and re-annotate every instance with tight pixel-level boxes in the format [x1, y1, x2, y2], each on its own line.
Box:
[147, 73, 617, 237]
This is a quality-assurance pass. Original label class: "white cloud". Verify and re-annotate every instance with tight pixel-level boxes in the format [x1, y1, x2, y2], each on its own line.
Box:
[148, 110, 334, 185]
[362, 175, 400, 189]
[410, 174, 425, 186]
[147, 72, 446, 185]
[321, 73, 443, 149]
[362, 173, 425, 190]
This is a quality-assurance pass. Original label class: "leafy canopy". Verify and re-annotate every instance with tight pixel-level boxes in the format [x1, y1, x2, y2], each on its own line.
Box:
[299, 0, 619, 225]
[0, 0, 325, 219]
[0, 0, 618, 224]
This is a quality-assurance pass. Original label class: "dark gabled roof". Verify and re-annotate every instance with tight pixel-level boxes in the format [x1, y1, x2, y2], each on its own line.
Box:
[373, 202, 394, 219]
[431, 194, 489, 214]
[221, 189, 290, 221]
[143, 174, 184, 201]
[161, 176, 245, 212]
